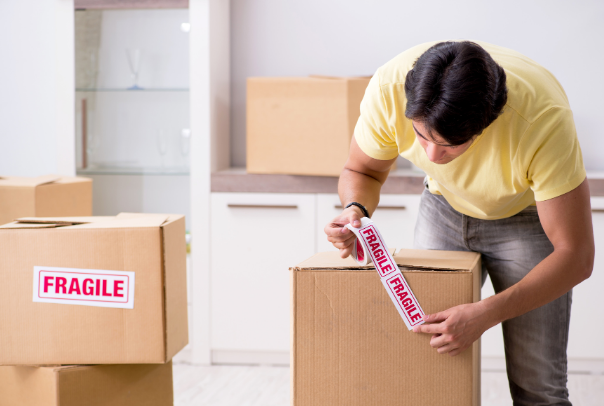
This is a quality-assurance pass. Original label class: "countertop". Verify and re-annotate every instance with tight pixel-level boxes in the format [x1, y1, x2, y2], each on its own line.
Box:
[212, 168, 604, 196]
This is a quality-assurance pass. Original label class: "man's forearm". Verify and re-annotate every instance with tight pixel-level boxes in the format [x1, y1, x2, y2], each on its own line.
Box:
[482, 247, 592, 329]
[483, 180, 594, 328]
[338, 168, 383, 216]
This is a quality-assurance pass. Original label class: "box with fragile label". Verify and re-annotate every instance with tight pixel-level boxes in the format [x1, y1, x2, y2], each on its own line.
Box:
[0, 362, 173, 406]
[0, 213, 188, 365]
[0, 175, 92, 226]
[247, 76, 371, 176]
[290, 249, 481, 406]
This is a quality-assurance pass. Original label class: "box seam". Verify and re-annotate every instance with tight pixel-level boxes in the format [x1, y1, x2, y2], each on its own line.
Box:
[160, 226, 168, 362]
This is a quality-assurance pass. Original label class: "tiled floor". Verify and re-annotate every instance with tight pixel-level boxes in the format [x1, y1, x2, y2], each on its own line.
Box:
[173, 363, 604, 406]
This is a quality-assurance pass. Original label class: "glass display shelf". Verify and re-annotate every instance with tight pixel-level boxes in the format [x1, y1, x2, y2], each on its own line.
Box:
[76, 88, 189, 92]
[77, 166, 189, 176]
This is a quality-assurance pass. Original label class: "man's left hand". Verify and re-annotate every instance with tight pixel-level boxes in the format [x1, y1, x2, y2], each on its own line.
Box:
[412, 302, 492, 356]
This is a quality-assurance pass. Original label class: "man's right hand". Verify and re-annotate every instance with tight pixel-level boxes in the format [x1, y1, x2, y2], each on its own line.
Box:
[324, 205, 365, 258]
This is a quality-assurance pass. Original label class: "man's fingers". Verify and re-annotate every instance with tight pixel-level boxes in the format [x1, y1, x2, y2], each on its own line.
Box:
[332, 239, 356, 250]
[437, 343, 455, 355]
[429, 333, 448, 349]
[423, 311, 448, 324]
[347, 209, 362, 228]
[324, 223, 347, 238]
[413, 323, 446, 335]
[327, 232, 356, 245]
[339, 246, 353, 258]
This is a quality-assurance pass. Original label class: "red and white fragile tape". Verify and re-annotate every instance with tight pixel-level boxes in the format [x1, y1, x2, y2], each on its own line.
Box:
[346, 217, 425, 330]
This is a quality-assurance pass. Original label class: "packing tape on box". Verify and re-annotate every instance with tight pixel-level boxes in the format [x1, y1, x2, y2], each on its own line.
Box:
[346, 217, 425, 330]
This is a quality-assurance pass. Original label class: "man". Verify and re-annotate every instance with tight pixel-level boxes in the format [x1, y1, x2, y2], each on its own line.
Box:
[324, 40, 594, 405]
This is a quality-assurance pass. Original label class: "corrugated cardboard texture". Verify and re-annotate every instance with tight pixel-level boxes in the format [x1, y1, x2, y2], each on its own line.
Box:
[394, 248, 481, 271]
[161, 215, 189, 360]
[247, 76, 370, 176]
[0, 364, 56, 406]
[57, 362, 173, 406]
[292, 250, 481, 406]
[0, 176, 92, 227]
[0, 214, 188, 365]
[0, 362, 173, 406]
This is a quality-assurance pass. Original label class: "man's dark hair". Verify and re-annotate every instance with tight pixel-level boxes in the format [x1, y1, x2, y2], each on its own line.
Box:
[404, 41, 508, 145]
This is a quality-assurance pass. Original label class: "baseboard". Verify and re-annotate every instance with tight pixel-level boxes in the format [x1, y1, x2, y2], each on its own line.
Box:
[205, 352, 604, 374]
[211, 350, 289, 366]
[482, 356, 604, 375]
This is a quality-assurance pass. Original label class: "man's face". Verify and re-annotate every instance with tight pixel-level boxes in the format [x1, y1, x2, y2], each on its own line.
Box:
[412, 120, 474, 165]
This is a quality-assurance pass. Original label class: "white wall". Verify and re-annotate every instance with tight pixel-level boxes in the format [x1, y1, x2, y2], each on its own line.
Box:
[0, 0, 75, 177]
[230, 0, 604, 170]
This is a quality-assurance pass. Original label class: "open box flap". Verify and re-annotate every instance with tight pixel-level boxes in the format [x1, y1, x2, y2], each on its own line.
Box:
[0, 222, 59, 229]
[116, 212, 174, 226]
[293, 248, 396, 271]
[0, 175, 61, 187]
[393, 248, 480, 271]
[66, 213, 170, 229]
[1, 214, 170, 230]
[293, 248, 480, 272]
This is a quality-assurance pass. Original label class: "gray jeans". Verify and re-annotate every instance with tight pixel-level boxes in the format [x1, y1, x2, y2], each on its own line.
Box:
[414, 187, 572, 406]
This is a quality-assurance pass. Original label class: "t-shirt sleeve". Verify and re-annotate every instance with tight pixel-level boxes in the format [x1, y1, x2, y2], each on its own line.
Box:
[353, 74, 400, 160]
[521, 107, 586, 201]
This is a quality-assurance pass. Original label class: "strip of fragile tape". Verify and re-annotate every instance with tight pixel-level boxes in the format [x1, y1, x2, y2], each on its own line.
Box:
[346, 217, 425, 330]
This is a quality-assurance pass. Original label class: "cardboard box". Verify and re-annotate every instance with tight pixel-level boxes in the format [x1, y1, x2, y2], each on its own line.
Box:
[291, 249, 481, 406]
[0, 213, 188, 365]
[0, 175, 93, 226]
[0, 361, 173, 406]
[247, 76, 371, 176]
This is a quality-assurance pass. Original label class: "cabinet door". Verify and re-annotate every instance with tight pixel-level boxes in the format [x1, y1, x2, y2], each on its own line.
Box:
[316, 193, 422, 252]
[567, 197, 604, 358]
[210, 193, 316, 352]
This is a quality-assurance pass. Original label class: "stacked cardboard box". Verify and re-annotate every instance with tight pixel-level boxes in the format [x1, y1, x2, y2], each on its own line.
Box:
[0, 362, 173, 406]
[0, 213, 188, 405]
[247, 76, 371, 176]
[291, 249, 481, 406]
[0, 175, 92, 226]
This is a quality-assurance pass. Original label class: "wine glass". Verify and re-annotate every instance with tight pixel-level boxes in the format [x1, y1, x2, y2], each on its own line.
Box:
[126, 48, 143, 90]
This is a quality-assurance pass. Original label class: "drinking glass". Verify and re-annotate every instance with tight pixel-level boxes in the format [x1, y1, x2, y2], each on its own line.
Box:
[126, 48, 143, 90]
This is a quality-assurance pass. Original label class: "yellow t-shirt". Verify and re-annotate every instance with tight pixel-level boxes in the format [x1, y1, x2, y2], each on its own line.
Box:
[355, 40, 586, 220]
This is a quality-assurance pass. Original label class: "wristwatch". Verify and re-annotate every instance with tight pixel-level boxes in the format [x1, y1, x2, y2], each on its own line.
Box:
[345, 202, 370, 218]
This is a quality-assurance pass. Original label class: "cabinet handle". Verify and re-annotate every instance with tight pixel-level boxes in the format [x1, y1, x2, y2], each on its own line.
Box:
[592, 208, 604, 213]
[228, 204, 298, 209]
[334, 205, 406, 210]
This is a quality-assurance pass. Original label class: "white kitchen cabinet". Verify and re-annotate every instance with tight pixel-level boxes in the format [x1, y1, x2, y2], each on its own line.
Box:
[567, 197, 604, 359]
[210, 193, 316, 356]
[316, 193, 422, 253]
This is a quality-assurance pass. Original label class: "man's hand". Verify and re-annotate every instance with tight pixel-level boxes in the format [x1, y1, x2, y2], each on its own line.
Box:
[324, 206, 364, 258]
[412, 302, 493, 356]
[329, 137, 397, 258]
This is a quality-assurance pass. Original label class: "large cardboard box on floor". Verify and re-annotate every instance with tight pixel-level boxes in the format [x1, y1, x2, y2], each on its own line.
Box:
[0, 361, 173, 406]
[0, 213, 188, 365]
[291, 249, 481, 406]
[247, 76, 371, 176]
[0, 175, 92, 226]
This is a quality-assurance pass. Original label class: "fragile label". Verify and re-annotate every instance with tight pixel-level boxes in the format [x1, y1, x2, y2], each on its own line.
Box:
[33, 266, 135, 309]
[346, 217, 424, 330]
